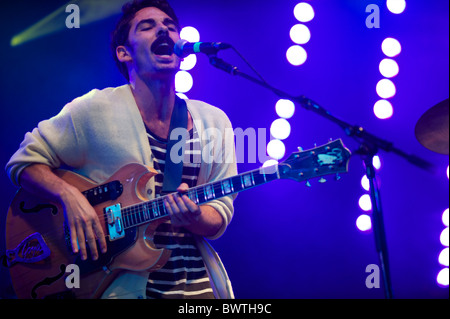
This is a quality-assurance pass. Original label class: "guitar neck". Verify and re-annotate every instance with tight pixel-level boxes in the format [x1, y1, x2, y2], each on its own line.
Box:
[119, 165, 281, 230]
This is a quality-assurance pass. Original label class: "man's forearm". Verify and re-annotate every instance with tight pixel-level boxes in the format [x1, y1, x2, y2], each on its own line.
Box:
[19, 164, 75, 204]
[185, 205, 224, 238]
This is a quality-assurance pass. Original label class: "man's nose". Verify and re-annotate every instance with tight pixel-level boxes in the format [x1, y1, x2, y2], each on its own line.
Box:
[156, 24, 169, 37]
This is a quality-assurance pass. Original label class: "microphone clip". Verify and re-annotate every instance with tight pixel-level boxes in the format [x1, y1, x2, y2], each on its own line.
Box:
[208, 55, 239, 75]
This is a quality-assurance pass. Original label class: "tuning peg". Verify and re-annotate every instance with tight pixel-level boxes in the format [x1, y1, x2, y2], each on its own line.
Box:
[318, 178, 327, 183]
[305, 180, 311, 187]
[335, 173, 341, 181]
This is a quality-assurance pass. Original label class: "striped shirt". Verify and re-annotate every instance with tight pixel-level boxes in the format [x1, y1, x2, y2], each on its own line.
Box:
[145, 126, 215, 299]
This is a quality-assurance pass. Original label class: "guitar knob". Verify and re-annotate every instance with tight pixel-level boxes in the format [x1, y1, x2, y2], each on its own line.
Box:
[305, 180, 311, 187]
[318, 178, 327, 183]
[298, 147, 304, 151]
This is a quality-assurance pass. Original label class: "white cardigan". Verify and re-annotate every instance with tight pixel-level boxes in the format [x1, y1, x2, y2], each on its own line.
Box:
[6, 85, 237, 298]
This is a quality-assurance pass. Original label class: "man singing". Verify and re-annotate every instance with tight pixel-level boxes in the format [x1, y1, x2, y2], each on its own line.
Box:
[6, 0, 237, 299]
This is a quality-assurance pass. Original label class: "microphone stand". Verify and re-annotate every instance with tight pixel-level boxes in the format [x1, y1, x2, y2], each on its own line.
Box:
[208, 54, 435, 300]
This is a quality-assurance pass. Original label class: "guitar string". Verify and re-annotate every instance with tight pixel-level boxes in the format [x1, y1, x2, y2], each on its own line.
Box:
[9, 184, 220, 251]
[10, 169, 269, 255]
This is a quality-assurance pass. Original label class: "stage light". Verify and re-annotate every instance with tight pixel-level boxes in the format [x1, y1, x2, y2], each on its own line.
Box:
[356, 214, 372, 232]
[270, 119, 291, 140]
[10, 0, 124, 47]
[276, 99, 296, 119]
[437, 268, 449, 287]
[263, 159, 279, 168]
[361, 175, 370, 191]
[294, 2, 315, 23]
[441, 227, 449, 247]
[175, 71, 193, 93]
[376, 79, 396, 99]
[439, 248, 449, 267]
[290, 24, 311, 45]
[286, 45, 308, 66]
[443, 209, 449, 227]
[176, 92, 188, 100]
[359, 194, 372, 212]
[180, 26, 200, 43]
[379, 58, 399, 78]
[387, 0, 407, 14]
[374, 99, 394, 119]
[180, 54, 197, 71]
[267, 139, 286, 160]
[373, 155, 382, 170]
[382, 38, 402, 57]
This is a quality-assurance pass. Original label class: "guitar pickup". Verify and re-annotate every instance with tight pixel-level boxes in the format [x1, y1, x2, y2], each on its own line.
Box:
[83, 181, 123, 206]
[105, 204, 125, 241]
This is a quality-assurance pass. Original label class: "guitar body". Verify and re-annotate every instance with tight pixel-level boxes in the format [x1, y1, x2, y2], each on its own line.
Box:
[5, 163, 171, 299]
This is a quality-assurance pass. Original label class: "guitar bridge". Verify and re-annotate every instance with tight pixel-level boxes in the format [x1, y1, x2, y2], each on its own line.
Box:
[105, 204, 125, 241]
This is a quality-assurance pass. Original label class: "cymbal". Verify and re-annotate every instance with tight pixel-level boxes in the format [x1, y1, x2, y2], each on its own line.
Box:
[415, 98, 449, 155]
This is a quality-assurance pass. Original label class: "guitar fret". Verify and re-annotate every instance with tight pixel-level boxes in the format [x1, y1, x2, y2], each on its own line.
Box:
[188, 190, 199, 205]
[134, 209, 139, 224]
[122, 210, 128, 228]
[158, 201, 164, 217]
[152, 201, 158, 218]
[126, 209, 131, 227]
[204, 184, 214, 201]
[144, 204, 150, 220]
[134, 210, 140, 224]
[131, 212, 137, 225]
[138, 208, 143, 224]
[164, 201, 168, 216]
[242, 174, 253, 188]
[223, 179, 232, 195]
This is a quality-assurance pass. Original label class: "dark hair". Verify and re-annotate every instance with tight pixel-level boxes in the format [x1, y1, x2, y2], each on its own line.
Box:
[111, 0, 180, 81]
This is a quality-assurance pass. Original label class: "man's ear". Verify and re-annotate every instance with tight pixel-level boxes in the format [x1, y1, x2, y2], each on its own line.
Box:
[116, 46, 132, 63]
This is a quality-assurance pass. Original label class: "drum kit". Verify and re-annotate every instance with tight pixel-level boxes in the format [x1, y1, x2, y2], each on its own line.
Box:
[415, 98, 449, 155]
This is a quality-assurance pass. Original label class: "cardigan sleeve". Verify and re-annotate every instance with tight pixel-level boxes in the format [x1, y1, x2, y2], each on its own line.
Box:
[191, 101, 238, 240]
[5, 100, 83, 186]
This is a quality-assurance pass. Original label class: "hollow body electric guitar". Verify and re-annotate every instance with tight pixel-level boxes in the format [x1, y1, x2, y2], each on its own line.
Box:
[4, 139, 351, 299]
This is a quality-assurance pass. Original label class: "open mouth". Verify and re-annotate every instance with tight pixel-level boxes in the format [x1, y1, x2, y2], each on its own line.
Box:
[151, 36, 175, 56]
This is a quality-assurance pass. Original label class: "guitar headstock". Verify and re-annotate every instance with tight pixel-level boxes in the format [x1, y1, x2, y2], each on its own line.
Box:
[278, 139, 351, 183]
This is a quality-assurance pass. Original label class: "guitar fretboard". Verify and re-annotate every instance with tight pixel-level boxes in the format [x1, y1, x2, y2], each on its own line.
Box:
[119, 165, 280, 229]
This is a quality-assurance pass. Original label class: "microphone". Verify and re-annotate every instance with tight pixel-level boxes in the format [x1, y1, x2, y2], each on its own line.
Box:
[174, 40, 231, 58]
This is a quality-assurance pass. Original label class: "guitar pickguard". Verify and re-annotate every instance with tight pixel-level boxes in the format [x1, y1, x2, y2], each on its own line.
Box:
[6, 233, 51, 267]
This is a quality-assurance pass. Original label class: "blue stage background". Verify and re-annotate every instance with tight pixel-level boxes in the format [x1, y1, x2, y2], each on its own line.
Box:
[0, 0, 448, 299]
